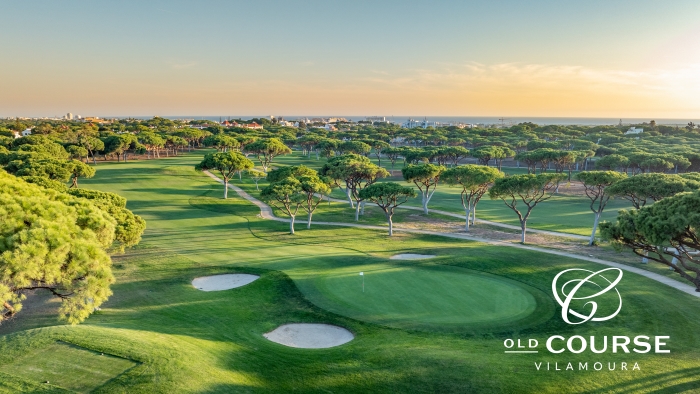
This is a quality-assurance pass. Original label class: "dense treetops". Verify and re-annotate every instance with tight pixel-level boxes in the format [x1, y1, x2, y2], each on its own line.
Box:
[4, 116, 700, 176]
[0, 170, 144, 324]
[601, 190, 700, 290]
[0, 122, 148, 326]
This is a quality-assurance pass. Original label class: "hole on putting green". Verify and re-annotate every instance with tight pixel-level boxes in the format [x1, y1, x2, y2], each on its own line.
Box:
[390, 253, 436, 260]
[263, 323, 354, 348]
[192, 274, 260, 291]
[308, 265, 544, 332]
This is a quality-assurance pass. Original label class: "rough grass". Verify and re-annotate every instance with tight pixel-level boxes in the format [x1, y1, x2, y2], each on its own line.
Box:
[1, 152, 700, 393]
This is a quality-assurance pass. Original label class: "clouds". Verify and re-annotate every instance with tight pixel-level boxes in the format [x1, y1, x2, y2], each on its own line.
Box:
[342, 61, 700, 116]
[2, 56, 698, 117]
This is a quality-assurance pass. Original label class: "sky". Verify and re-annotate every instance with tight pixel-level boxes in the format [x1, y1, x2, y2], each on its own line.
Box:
[2, 0, 700, 118]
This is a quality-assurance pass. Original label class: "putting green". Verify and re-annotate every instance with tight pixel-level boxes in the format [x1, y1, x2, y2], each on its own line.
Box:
[305, 263, 541, 332]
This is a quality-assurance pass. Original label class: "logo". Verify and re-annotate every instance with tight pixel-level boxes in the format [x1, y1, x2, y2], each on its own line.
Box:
[552, 268, 623, 325]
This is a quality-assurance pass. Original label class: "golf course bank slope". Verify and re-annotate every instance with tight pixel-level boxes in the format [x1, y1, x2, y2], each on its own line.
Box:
[263, 324, 354, 348]
[192, 274, 260, 291]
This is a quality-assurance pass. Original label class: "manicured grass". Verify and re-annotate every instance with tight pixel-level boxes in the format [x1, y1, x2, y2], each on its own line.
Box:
[2, 151, 700, 393]
[307, 263, 541, 331]
[1, 342, 137, 393]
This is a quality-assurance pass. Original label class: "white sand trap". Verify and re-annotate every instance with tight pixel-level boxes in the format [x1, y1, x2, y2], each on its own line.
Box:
[263, 324, 354, 348]
[390, 253, 436, 260]
[192, 274, 260, 291]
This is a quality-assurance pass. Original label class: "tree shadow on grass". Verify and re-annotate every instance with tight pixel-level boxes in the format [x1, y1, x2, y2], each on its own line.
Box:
[584, 366, 700, 393]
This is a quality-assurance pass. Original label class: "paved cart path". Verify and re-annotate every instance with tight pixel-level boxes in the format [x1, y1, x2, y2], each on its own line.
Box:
[204, 171, 700, 298]
[319, 192, 590, 240]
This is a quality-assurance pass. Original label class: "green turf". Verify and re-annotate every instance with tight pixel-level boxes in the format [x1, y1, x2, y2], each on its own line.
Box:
[308, 263, 541, 330]
[1, 151, 700, 393]
[1, 342, 136, 393]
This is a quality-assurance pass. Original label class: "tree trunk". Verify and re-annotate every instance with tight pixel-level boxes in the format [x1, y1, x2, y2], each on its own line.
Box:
[520, 220, 527, 243]
[224, 180, 229, 199]
[355, 201, 361, 221]
[589, 211, 601, 246]
[71, 176, 78, 188]
[422, 197, 429, 214]
[387, 213, 394, 236]
[345, 188, 354, 207]
[307, 212, 312, 229]
[289, 215, 296, 234]
[464, 207, 471, 231]
[360, 201, 366, 215]
[471, 205, 477, 226]
[2, 301, 15, 316]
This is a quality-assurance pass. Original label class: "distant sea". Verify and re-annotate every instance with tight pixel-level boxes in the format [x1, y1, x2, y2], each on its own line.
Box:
[116, 116, 697, 126]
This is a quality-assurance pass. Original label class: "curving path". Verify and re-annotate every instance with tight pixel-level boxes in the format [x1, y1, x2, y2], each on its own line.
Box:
[203, 171, 700, 298]
[320, 193, 589, 240]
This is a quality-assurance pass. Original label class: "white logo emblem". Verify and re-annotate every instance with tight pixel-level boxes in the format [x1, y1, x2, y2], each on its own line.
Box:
[552, 268, 623, 325]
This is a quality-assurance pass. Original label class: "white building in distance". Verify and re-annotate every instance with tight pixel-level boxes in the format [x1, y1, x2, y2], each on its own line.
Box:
[625, 127, 644, 135]
[365, 116, 386, 123]
[402, 118, 438, 129]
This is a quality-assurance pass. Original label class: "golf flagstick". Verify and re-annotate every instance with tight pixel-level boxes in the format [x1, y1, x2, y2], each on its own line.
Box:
[360, 272, 364, 292]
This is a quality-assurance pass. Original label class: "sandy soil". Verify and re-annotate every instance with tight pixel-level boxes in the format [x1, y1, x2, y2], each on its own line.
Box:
[263, 324, 354, 348]
[192, 274, 260, 291]
[390, 253, 437, 260]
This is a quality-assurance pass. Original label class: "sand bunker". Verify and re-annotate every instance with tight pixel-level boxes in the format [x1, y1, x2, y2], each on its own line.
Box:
[263, 324, 354, 348]
[390, 253, 436, 260]
[192, 274, 259, 291]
